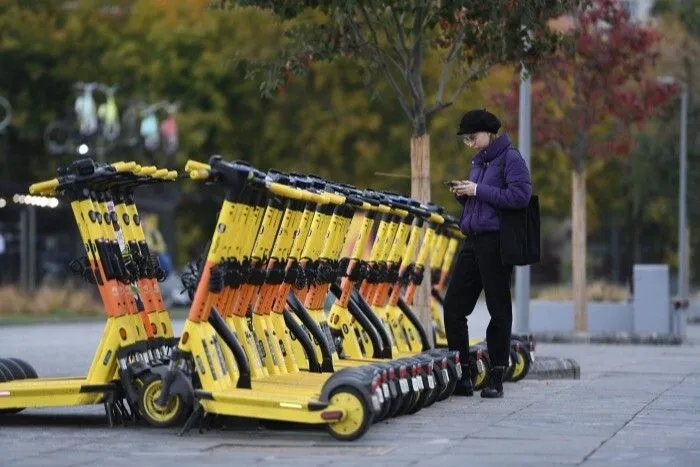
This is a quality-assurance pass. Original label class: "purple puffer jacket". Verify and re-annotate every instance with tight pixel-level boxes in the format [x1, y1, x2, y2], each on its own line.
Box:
[457, 134, 532, 234]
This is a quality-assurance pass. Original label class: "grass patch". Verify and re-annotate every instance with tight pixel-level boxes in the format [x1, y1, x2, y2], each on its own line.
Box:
[0, 284, 190, 325]
[0, 284, 102, 317]
[534, 281, 630, 302]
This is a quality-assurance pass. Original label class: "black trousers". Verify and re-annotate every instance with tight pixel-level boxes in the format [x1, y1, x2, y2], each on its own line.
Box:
[443, 232, 513, 367]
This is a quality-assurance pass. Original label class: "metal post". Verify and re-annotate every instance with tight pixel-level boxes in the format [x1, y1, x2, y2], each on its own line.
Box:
[515, 71, 532, 334]
[679, 84, 688, 301]
[19, 208, 27, 292]
[28, 205, 37, 293]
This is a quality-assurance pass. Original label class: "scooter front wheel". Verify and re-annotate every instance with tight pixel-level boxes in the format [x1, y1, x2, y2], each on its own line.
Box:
[137, 374, 189, 428]
[326, 386, 373, 441]
[0, 358, 37, 414]
[7, 358, 38, 378]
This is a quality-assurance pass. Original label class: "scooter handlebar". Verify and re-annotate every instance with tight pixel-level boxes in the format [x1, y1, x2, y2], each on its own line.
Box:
[189, 169, 210, 181]
[138, 165, 158, 176]
[185, 159, 211, 173]
[442, 214, 458, 225]
[29, 178, 59, 195]
[266, 182, 313, 201]
[390, 207, 409, 217]
[344, 195, 365, 207]
[429, 213, 445, 224]
[325, 192, 346, 205]
[112, 161, 137, 173]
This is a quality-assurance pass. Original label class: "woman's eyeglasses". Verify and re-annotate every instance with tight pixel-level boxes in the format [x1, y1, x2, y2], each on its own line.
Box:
[461, 134, 477, 144]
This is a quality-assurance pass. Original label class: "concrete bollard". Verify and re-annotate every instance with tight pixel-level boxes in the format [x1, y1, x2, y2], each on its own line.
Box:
[633, 264, 670, 335]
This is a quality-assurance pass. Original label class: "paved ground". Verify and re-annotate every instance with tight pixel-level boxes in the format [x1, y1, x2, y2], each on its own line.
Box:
[1, 318, 699, 467]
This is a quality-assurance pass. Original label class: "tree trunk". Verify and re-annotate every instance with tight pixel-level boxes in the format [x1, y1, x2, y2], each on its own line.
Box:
[410, 133, 433, 347]
[572, 168, 587, 332]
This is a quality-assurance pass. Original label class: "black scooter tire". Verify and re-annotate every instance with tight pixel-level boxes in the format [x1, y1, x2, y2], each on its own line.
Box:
[0, 360, 25, 414]
[0, 360, 14, 381]
[0, 358, 27, 380]
[7, 358, 38, 378]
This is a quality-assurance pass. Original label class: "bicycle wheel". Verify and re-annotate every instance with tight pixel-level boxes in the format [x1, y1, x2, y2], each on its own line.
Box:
[121, 107, 141, 147]
[0, 96, 12, 132]
[103, 121, 121, 142]
[44, 120, 72, 155]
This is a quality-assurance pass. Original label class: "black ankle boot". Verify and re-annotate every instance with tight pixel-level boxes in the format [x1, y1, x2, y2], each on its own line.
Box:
[480, 366, 505, 398]
[453, 364, 474, 396]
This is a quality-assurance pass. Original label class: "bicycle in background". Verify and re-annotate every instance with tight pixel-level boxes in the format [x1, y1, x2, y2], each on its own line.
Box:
[160, 101, 180, 159]
[44, 107, 75, 155]
[140, 103, 161, 152]
[97, 84, 120, 142]
[43, 85, 181, 161]
[74, 82, 99, 137]
[0, 96, 11, 133]
[134, 100, 180, 157]
[45, 82, 101, 155]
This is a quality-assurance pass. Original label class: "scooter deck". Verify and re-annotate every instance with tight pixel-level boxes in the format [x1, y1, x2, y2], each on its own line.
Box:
[196, 386, 335, 425]
[0, 377, 116, 409]
[252, 373, 329, 388]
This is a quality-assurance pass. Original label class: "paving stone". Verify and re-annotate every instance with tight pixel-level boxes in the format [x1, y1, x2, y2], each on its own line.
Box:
[2, 321, 700, 466]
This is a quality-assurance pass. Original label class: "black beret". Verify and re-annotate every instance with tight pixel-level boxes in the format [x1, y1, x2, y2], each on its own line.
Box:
[457, 109, 501, 135]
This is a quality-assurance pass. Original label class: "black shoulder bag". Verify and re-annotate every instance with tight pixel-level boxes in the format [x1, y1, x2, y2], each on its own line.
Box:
[498, 153, 541, 266]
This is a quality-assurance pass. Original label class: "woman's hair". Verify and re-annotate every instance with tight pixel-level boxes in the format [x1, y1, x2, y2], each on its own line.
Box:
[457, 109, 501, 136]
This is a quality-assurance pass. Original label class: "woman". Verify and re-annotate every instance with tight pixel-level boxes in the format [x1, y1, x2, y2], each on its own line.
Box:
[445, 109, 532, 398]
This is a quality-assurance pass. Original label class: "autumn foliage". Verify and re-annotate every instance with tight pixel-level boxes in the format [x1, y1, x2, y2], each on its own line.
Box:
[492, 0, 678, 167]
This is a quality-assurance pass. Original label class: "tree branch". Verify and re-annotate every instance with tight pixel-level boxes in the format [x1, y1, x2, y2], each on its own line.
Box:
[353, 6, 413, 119]
[366, 1, 407, 67]
[432, 28, 467, 114]
[426, 62, 491, 117]
[407, 2, 426, 110]
[389, 6, 410, 59]
[410, 2, 425, 71]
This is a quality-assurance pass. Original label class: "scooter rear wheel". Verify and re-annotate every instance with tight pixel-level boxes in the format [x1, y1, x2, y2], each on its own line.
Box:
[504, 348, 518, 382]
[509, 347, 531, 382]
[373, 392, 391, 422]
[406, 384, 433, 415]
[386, 387, 405, 418]
[435, 370, 457, 402]
[326, 386, 373, 441]
[137, 374, 188, 428]
[422, 381, 441, 408]
[471, 351, 490, 391]
[397, 388, 420, 415]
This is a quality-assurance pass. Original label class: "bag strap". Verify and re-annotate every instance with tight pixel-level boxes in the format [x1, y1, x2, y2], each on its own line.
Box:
[500, 148, 511, 187]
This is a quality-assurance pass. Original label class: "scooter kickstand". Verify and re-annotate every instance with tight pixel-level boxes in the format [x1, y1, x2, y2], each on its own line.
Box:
[104, 401, 115, 428]
[179, 402, 204, 436]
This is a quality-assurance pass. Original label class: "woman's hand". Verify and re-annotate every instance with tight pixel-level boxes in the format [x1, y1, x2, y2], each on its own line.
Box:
[450, 180, 477, 197]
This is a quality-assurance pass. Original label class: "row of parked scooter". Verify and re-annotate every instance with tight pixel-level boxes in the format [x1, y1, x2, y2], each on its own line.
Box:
[0, 156, 534, 440]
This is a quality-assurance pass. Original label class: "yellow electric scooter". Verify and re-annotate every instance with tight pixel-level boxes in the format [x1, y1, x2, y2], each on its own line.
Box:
[321, 189, 461, 413]
[152, 157, 381, 441]
[281, 181, 461, 416]
[0, 159, 182, 426]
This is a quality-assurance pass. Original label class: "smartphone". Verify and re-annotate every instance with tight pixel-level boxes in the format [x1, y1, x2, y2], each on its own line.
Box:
[443, 180, 460, 187]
